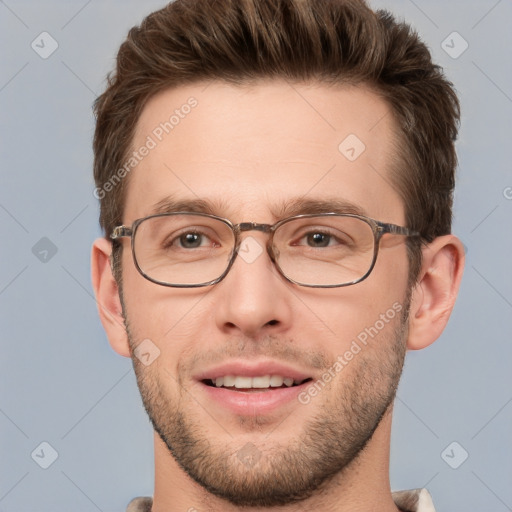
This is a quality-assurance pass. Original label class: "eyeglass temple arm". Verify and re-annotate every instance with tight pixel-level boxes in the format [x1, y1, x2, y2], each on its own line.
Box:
[379, 222, 420, 237]
[111, 226, 133, 239]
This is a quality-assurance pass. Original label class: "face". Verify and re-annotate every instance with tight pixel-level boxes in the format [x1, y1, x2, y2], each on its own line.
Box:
[119, 81, 412, 506]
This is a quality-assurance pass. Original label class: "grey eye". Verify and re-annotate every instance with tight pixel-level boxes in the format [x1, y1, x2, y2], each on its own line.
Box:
[179, 232, 203, 248]
[306, 233, 332, 247]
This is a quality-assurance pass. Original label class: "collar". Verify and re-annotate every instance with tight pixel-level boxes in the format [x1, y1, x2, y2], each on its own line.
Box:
[126, 488, 435, 512]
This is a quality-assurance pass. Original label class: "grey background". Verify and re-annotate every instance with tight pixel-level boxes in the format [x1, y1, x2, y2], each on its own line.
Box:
[0, 0, 511, 510]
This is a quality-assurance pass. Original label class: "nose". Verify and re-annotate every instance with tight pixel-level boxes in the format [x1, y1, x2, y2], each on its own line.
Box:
[213, 233, 293, 339]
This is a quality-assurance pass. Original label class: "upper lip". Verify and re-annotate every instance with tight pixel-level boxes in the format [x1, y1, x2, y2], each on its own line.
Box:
[194, 359, 314, 382]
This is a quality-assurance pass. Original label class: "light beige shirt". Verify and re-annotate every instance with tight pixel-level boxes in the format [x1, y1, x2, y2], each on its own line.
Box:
[126, 489, 436, 511]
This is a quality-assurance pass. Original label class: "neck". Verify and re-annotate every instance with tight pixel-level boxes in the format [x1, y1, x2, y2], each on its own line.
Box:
[151, 407, 399, 512]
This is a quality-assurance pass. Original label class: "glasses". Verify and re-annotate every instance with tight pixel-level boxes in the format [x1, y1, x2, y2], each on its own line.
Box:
[111, 212, 419, 288]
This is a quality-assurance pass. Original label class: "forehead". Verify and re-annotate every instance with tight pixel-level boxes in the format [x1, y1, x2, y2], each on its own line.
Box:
[125, 80, 404, 224]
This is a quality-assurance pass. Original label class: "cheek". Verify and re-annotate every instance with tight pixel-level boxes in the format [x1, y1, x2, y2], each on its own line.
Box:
[121, 265, 212, 356]
[306, 254, 409, 348]
[311, 298, 401, 356]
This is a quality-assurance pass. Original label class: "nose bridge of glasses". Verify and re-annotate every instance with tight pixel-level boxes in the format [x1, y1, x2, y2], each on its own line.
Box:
[233, 222, 277, 263]
[237, 222, 272, 234]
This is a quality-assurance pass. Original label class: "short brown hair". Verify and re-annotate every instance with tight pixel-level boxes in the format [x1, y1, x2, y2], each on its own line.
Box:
[93, 0, 460, 284]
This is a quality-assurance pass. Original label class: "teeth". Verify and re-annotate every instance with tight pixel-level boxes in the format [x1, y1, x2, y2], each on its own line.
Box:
[212, 375, 301, 389]
[269, 375, 284, 387]
[252, 376, 271, 388]
[234, 376, 252, 389]
[223, 375, 236, 387]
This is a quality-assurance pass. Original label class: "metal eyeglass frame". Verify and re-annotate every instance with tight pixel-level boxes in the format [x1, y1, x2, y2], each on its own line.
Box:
[110, 211, 420, 288]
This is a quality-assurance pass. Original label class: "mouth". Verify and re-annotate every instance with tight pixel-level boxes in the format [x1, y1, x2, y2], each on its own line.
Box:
[195, 362, 316, 415]
[202, 375, 313, 392]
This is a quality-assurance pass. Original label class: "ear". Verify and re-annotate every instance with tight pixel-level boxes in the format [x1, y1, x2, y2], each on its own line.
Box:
[91, 237, 131, 357]
[407, 235, 465, 350]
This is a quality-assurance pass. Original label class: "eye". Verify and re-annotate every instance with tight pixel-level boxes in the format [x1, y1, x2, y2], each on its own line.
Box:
[293, 229, 350, 248]
[304, 232, 334, 247]
[178, 232, 207, 249]
[163, 229, 217, 250]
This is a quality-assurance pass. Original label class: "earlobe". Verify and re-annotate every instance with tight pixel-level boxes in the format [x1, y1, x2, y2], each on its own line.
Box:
[91, 237, 131, 357]
[407, 235, 465, 350]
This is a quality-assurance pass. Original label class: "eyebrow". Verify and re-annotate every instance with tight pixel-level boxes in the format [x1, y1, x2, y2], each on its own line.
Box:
[149, 194, 367, 220]
[273, 197, 367, 218]
[151, 196, 225, 216]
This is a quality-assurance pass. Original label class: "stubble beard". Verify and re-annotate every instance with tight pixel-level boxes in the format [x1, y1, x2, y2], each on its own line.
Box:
[122, 297, 409, 507]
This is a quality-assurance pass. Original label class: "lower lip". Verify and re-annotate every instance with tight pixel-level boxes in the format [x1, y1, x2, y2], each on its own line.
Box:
[199, 381, 311, 415]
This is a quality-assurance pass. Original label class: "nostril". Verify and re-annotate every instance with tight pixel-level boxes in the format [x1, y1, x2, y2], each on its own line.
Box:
[267, 320, 279, 326]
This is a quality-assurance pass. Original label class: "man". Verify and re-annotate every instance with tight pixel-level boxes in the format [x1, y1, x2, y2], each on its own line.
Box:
[91, 0, 464, 510]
